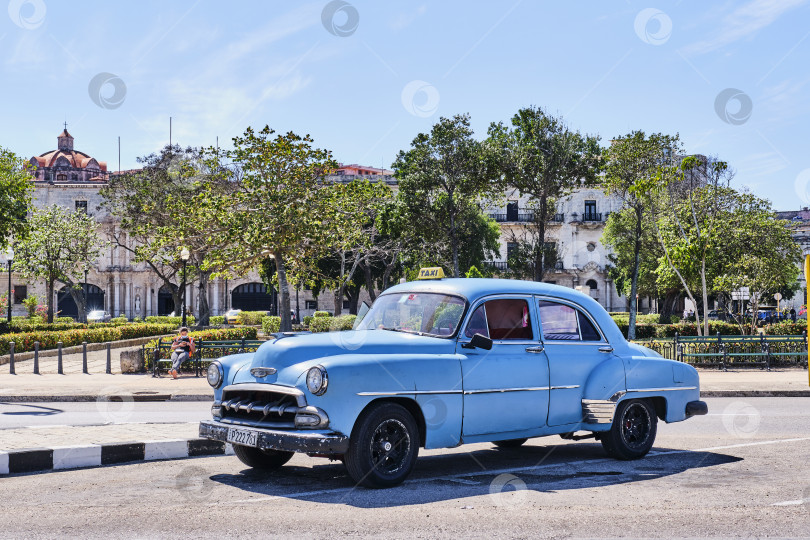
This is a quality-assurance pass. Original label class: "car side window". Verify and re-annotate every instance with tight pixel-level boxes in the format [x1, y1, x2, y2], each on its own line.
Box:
[538, 300, 602, 341]
[465, 299, 533, 340]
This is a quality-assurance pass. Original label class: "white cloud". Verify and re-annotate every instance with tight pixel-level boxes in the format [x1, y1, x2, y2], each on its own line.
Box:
[735, 151, 789, 177]
[682, 0, 809, 55]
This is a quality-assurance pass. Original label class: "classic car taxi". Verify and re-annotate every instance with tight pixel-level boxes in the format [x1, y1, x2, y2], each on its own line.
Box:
[200, 271, 707, 488]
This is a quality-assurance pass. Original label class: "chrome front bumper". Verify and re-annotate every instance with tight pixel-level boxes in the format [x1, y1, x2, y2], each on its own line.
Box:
[199, 420, 349, 454]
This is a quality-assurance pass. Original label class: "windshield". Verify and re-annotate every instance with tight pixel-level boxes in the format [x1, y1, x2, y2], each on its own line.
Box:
[357, 292, 466, 337]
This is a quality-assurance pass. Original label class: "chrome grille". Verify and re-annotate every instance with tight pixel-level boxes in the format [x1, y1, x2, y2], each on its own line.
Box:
[218, 386, 302, 428]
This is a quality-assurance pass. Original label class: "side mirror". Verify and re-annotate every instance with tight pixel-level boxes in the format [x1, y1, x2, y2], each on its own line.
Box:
[353, 301, 371, 330]
[462, 333, 493, 350]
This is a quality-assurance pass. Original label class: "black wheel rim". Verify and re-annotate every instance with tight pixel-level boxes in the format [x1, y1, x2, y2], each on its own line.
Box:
[620, 403, 651, 450]
[369, 418, 411, 475]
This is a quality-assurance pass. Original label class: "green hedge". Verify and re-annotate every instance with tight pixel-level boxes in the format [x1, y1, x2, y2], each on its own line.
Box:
[313, 311, 330, 318]
[614, 321, 743, 339]
[210, 315, 225, 326]
[309, 314, 357, 333]
[0, 323, 177, 355]
[262, 316, 281, 334]
[763, 321, 807, 335]
[303, 315, 314, 326]
[611, 314, 680, 325]
[239, 311, 267, 325]
[144, 315, 196, 326]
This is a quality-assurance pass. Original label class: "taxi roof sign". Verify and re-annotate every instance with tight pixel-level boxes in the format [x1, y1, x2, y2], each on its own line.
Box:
[417, 267, 445, 280]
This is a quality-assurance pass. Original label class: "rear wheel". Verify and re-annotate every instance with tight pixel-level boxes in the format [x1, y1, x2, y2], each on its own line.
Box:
[344, 402, 420, 488]
[601, 399, 657, 460]
[232, 444, 294, 470]
[492, 438, 528, 448]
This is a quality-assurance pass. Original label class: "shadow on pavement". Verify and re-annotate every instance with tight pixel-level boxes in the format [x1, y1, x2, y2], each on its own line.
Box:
[210, 441, 742, 508]
[0, 402, 63, 416]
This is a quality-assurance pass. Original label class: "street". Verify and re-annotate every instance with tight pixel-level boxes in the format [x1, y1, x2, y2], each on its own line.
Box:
[0, 397, 808, 538]
[0, 401, 208, 429]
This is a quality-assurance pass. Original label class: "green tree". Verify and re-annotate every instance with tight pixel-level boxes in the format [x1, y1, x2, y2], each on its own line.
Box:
[488, 106, 601, 281]
[12, 205, 105, 323]
[393, 114, 496, 277]
[199, 126, 337, 332]
[602, 131, 680, 339]
[0, 147, 33, 249]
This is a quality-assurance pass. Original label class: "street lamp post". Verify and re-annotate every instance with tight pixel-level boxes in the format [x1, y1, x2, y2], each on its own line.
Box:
[5, 246, 13, 323]
[180, 247, 190, 327]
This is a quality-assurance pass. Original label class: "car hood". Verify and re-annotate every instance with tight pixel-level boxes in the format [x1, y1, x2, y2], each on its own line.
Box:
[243, 329, 457, 384]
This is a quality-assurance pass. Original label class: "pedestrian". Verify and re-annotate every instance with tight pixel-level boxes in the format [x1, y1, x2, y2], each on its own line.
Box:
[791, 308, 797, 322]
[169, 327, 195, 379]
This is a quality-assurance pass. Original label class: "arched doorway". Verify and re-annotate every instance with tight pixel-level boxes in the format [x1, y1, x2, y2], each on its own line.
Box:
[231, 282, 276, 313]
[158, 285, 175, 316]
[57, 284, 105, 319]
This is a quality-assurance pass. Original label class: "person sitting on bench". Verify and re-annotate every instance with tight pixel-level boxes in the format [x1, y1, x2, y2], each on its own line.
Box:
[169, 327, 195, 379]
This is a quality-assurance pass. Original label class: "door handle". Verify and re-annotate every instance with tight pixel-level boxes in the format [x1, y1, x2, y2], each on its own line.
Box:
[598, 346, 614, 353]
[525, 346, 545, 354]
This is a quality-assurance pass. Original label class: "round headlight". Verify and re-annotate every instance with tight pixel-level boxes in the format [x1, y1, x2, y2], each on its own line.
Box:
[306, 365, 328, 396]
[207, 361, 223, 388]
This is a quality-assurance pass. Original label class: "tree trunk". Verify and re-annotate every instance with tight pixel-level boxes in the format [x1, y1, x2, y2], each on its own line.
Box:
[534, 194, 549, 282]
[700, 258, 709, 336]
[275, 252, 292, 332]
[627, 208, 642, 340]
[450, 212, 460, 278]
[659, 291, 678, 324]
[361, 260, 377, 302]
[197, 271, 210, 327]
[67, 284, 88, 324]
[47, 277, 55, 323]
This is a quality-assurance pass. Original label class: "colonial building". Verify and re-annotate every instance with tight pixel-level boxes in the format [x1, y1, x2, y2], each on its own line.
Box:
[484, 187, 631, 312]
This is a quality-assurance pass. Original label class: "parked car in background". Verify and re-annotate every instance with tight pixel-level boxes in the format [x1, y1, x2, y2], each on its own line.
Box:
[706, 310, 720, 321]
[87, 310, 111, 323]
[224, 309, 243, 325]
[200, 268, 708, 488]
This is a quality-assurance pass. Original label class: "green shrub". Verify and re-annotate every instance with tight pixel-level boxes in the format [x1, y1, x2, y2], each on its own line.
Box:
[239, 311, 267, 325]
[210, 315, 225, 326]
[313, 311, 330, 318]
[303, 315, 314, 326]
[330, 314, 357, 331]
[0, 323, 176, 355]
[309, 316, 333, 333]
[110, 316, 128, 325]
[144, 315, 196, 325]
[262, 316, 281, 334]
[10, 321, 86, 332]
[55, 316, 75, 323]
[764, 321, 807, 335]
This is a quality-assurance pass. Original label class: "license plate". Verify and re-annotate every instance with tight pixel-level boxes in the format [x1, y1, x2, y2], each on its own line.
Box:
[226, 427, 258, 447]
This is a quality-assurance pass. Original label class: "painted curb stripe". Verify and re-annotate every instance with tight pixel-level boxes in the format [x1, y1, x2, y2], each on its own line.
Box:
[8, 448, 53, 473]
[0, 452, 8, 475]
[53, 445, 102, 470]
[144, 440, 188, 461]
[100, 442, 145, 465]
[187, 439, 226, 457]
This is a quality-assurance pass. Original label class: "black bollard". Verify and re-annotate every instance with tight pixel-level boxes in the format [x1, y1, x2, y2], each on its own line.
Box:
[106, 342, 112, 374]
[57, 342, 63, 374]
[82, 342, 88, 374]
[33, 341, 39, 374]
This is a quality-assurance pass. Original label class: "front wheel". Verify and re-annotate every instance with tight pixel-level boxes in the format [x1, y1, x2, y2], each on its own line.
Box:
[232, 444, 294, 470]
[601, 399, 657, 460]
[344, 402, 420, 488]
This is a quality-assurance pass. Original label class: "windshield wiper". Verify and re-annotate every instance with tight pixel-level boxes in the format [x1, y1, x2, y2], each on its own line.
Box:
[380, 326, 421, 335]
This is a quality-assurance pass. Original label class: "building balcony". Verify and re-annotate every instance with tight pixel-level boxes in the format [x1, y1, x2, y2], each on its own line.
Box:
[488, 212, 535, 223]
[483, 261, 509, 271]
[581, 212, 603, 222]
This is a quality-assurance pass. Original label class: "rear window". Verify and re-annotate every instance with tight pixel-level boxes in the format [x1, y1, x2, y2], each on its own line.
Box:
[465, 299, 533, 340]
[538, 300, 602, 341]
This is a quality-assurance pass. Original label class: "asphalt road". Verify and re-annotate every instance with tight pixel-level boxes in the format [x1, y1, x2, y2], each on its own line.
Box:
[0, 401, 209, 429]
[1, 397, 809, 539]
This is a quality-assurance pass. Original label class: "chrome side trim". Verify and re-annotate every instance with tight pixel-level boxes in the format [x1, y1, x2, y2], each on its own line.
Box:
[464, 387, 549, 395]
[356, 390, 464, 396]
[626, 386, 697, 393]
[551, 385, 581, 390]
[582, 399, 616, 424]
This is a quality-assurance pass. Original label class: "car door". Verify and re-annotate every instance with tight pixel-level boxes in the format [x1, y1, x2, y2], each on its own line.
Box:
[458, 295, 550, 437]
[535, 297, 617, 427]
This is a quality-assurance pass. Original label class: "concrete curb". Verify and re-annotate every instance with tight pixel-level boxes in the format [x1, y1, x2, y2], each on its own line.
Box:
[0, 438, 234, 476]
[700, 390, 810, 397]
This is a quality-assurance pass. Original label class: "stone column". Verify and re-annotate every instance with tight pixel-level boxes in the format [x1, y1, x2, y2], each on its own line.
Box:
[145, 281, 152, 317]
[212, 278, 220, 316]
[113, 279, 120, 316]
[124, 281, 131, 319]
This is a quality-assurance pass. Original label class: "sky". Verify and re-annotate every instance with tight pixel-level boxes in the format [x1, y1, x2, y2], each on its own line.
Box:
[1, 0, 809, 210]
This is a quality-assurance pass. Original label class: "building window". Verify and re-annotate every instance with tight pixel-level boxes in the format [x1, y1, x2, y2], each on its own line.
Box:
[57, 173, 67, 181]
[13, 285, 27, 304]
[342, 300, 350, 310]
[506, 242, 518, 260]
[75, 200, 88, 214]
[305, 300, 317, 310]
[586, 279, 598, 290]
[506, 201, 519, 221]
[584, 200, 596, 215]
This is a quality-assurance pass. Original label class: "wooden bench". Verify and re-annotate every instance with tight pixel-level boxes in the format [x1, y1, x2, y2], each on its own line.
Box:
[147, 338, 266, 377]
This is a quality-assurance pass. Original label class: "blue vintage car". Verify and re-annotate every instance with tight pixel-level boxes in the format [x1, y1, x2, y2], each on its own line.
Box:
[200, 273, 707, 488]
